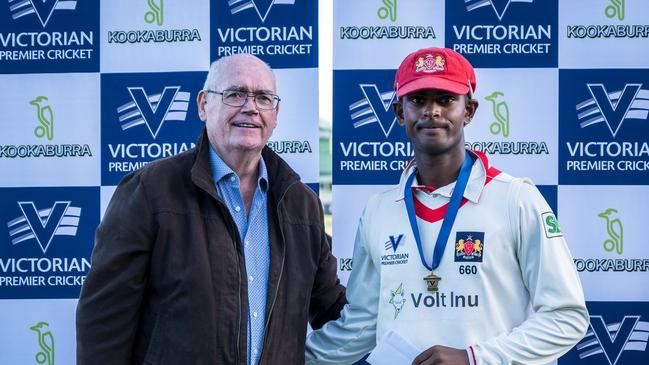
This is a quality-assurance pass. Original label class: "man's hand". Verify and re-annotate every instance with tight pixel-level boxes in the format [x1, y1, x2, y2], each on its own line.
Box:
[412, 345, 470, 365]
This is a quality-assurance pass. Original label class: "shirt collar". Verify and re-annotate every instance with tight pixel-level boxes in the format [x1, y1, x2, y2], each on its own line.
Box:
[209, 145, 268, 192]
[402, 150, 488, 204]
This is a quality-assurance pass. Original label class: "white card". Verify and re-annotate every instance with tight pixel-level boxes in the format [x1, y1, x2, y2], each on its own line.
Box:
[366, 330, 421, 365]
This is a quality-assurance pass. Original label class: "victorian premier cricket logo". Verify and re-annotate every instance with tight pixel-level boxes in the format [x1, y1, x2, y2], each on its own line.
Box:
[576, 315, 649, 365]
[117, 86, 190, 140]
[576, 84, 649, 138]
[350, 85, 398, 138]
[561, 71, 649, 184]
[8, 201, 81, 254]
[334, 72, 412, 184]
[9, 0, 77, 28]
[463, 0, 533, 21]
[31, 321, 55, 365]
[450, 0, 554, 67]
[2, 0, 96, 73]
[214, 0, 314, 67]
[227, 0, 296, 23]
[382, 234, 409, 266]
[464, 0, 534, 20]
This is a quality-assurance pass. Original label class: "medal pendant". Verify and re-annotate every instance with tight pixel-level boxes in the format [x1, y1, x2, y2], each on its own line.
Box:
[423, 272, 441, 292]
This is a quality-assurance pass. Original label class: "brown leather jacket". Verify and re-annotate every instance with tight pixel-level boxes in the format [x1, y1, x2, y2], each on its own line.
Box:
[76, 130, 346, 364]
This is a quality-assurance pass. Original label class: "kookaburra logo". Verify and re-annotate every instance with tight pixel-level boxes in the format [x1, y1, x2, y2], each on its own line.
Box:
[117, 87, 191, 140]
[598, 208, 623, 255]
[350, 85, 398, 138]
[144, 0, 163, 26]
[377, 0, 397, 22]
[9, 0, 78, 28]
[8, 201, 81, 254]
[30, 321, 55, 365]
[485, 91, 510, 137]
[227, 0, 296, 23]
[30, 96, 54, 141]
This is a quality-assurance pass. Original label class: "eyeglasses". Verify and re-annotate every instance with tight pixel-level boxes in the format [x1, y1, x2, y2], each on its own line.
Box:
[206, 89, 280, 110]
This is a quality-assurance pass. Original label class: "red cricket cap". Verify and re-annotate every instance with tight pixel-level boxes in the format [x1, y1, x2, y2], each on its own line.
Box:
[394, 47, 476, 97]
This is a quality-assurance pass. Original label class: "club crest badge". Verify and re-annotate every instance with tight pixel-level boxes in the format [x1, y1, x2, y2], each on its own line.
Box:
[415, 53, 445, 73]
[454, 231, 485, 262]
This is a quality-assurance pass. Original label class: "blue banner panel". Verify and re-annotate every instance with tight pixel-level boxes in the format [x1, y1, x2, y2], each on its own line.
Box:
[0, 187, 99, 299]
[333, 69, 410, 185]
[445, 0, 558, 68]
[100, 71, 206, 186]
[0, 0, 99, 74]
[559, 69, 649, 185]
[536, 184, 557, 215]
[210, 0, 318, 69]
[560, 301, 649, 365]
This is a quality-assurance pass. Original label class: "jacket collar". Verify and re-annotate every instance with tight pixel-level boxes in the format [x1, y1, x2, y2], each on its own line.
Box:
[191, 129, 301, 202]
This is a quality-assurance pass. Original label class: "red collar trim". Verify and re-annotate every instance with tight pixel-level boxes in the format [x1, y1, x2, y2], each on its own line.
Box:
[412, 151, 501, 223]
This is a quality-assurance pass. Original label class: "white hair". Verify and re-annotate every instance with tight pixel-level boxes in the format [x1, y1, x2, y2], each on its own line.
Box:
[202, 54, 276, 91]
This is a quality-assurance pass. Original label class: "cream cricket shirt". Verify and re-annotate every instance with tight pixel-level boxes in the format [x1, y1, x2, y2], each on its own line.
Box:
[306, 151, 588, 365]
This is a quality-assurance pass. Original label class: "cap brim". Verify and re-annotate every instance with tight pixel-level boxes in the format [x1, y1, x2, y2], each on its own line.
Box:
[396, 77, 469, 97]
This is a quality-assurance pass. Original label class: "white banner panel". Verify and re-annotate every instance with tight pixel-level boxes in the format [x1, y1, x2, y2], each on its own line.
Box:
[332, 184, 390, 284]
[559, 185, 649, 301]
[333, 0, 445, 70]
[269, 68, 320, 184]
[100, 0, 210, 72]
[0, 74, 100, 187]
[465, 68, 559, 185]
[0, 299, 78, 365]
[559, 0, 649, 69]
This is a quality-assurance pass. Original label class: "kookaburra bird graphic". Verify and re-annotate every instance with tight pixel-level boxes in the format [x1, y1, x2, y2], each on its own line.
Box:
[485, 91, 509, 137]
[30, 321, 55, 365]
[30, 96, 54, 141]
[598, 208, 623, 255]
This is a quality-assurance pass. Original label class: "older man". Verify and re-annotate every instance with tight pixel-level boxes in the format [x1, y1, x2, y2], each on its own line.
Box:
[77, 54, 346, 364]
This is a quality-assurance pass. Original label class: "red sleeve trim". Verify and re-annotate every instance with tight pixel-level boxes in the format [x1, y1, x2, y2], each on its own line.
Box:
[470, 345, 477, 365]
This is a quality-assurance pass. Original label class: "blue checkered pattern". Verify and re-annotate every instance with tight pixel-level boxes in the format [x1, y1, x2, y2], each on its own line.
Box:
[209, 146, 270, 365]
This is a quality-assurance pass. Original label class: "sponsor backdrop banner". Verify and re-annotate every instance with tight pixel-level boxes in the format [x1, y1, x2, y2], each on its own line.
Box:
[1, 0, 648, 364]
[0, 0, 319, 362]
[333, 1, 649, 365]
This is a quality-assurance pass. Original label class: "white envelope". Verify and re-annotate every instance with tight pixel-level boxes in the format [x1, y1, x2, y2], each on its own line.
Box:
[366, 330, 421, 365]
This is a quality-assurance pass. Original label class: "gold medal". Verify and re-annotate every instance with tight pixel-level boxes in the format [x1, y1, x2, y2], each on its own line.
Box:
[423, 272, 441, 292]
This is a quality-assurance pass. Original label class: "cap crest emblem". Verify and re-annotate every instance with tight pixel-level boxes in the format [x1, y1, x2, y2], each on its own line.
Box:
[415, 54, 445, 73]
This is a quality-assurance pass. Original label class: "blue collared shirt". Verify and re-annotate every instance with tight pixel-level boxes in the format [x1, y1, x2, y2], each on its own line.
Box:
[209, 146, 270, 365]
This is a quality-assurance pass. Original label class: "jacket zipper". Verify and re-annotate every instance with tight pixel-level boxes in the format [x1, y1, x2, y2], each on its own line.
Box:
[214, 198, 243, 365]
[236, 245, 242, 365]
[257, 181, 296, 363]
